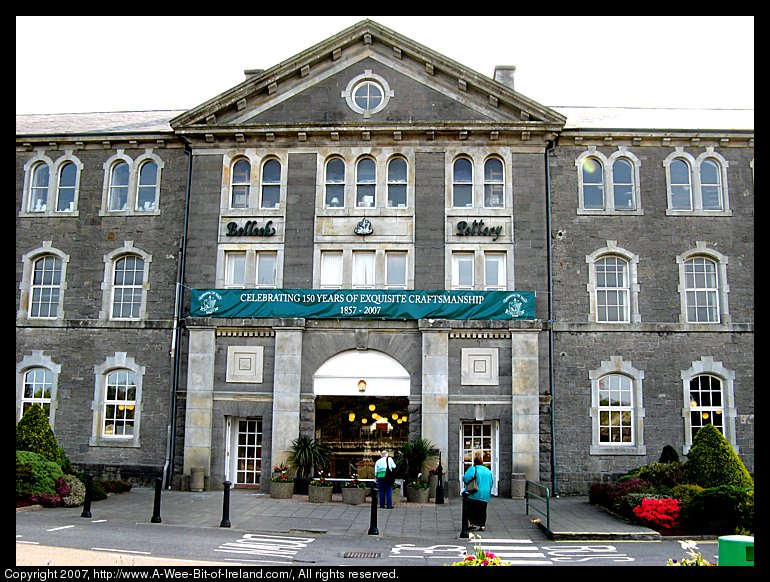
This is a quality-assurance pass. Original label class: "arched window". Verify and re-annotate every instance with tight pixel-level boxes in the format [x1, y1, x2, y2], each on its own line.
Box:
[688, 374, 724, 440]
[700, 158, 724, 210]
[111, 254, 145, 319]
[452, 158, 473, 208]
[669, 158, 693, 210]
[684, 256, 720, 323]
[56, 162, 77, 212]
[260, 159, 281, 209]
[356, 158, 376, 207]
[597, 374, 634, 444]
[21, 368, 53, 420]
[581, 157, 604, 209]
[30, 162, 50, 212]
[325, 158, 345, 208]
[387, 157, 407, 208]
[612, 158, 635, 210]
[483, 157, 504, 208]
[231, 159, 251, 209]
[29, 254, 62, 318]
[103, 369, 137, 438]
[136, 160, 158, 211]
[595, 256, 630, 323]
[108, 161, 130, 211]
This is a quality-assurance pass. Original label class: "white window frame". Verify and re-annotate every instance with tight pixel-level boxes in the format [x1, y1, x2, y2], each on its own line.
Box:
[681, 356, 737, 455]
[483, 157, 505, 209]
[100, 242, 151, 321]
[483, 252, 506, 290]
[385, 251, 407, 289]
[451, 252, 475, 289]
[452, 157, 474, 208]
[91, 352, 144, 448]
[17, 351, 61, 426]
[356, 157, 376, 208]
[21, 152, 83, 217]
[341, 70, 394, 118]
[19, 243, 69, 322]
[324, 157, 346, 208]
[589, 356, 646, 455]
[587, 242, 640, 324]
[352, 251, 375, 288]
[576, 147, 642, 214]
[100, 149, 163, 216]
[259, 158, 282, 209]
[315, 248, 413, 289]
[676, 243, 730, 325]
[386, 156, 408, 208]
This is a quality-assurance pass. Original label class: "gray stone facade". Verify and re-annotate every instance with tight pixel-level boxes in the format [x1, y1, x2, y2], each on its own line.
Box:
[16, 20, 752, 496]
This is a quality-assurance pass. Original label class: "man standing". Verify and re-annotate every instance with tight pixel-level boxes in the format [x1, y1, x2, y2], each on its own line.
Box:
[374, 450, 397, 509]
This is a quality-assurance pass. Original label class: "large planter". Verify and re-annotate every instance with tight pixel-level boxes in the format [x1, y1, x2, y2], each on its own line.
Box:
[342, 486, 367, 505]
[406, 485, 430, 504]
[270, 480, 294, 499]
[308, 484, 333, 503]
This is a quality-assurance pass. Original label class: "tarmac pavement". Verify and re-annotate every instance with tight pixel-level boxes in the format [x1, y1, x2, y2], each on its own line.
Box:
[16, 485, 660, 566]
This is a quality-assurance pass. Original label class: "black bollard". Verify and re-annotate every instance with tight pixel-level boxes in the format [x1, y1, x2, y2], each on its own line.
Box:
[459, 491, 470, 538]
[367, 481, 379, 535]
[220, 481, 231, 527]
[435, 453, 445, 504]
[80, 474, 93, 518]
[151, 476, 162, 523]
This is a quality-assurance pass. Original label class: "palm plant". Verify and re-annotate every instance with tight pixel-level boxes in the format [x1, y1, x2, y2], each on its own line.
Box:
[287, 435, 331, 479]
[395, 438, 439, 480]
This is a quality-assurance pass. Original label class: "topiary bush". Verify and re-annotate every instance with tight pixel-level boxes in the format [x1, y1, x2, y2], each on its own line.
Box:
[634, 461, 685, 490]
[683, 424, 753, 488]
[658, 444, 680, 463]
[16, 450, 63, 498]
[680, 484, 753, 535]
[671, 483, 704, 506]
[16, 405, 71, 470]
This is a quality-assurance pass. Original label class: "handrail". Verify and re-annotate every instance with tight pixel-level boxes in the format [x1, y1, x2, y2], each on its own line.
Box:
[525, 480, 551, 535]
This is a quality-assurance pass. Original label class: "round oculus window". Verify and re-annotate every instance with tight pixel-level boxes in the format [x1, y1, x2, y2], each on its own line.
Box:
[342, 70, 393, 117]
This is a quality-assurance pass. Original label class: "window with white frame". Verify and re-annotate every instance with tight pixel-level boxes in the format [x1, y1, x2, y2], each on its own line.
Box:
[590, 356, 646, 455]
[21, 154, 83, 216]
[29, 254, 63, 318]
[452, 158, 473, 208]
[325, 157, 345, 208]
[587, 242, 640, 324]
[483, 157, 504, 208]
[341, 70, 393, 117]
[451, 252, 474, 289]
[21, 368, 53, 420]
[385, 252, 407, 289]
[111, 255, 145, 319]
[352, 251, 375, 288]
[664, 148, 730, 214]
[356, 157, 376, 208]
[225, 251, 247, 288]
[320, 251, 343, 288]
[256, 251, 277, 287]
[576, 148, 641, 213]
[451, 250, 510, 290]
[677, 245, 729, 324]
[101, 150, 163, 215]
[17, 352, 60, 424]
[91, 353, 144, 447]
[231, 158, 251, 209]
[681, 356, 736, 454]
[260, 159, 281, 209]
[387, 157, 408, 208]
[483, 252, 506, 290]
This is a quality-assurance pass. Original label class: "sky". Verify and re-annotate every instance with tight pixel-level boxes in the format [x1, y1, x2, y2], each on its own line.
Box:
[16, 16, 754, 115]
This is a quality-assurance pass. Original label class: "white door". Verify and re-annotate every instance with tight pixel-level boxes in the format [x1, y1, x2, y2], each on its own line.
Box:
[459, 421, 499, 496]
[225, 417, 263, 487]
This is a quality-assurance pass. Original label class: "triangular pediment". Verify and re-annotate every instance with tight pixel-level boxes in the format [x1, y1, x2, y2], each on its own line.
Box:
[170, 20, 565, 137]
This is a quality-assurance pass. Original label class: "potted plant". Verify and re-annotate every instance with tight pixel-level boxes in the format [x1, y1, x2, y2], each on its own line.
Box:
[395, 438, 439, 481]
[406, 474, 431, 503]
[287, 435, 331, 495]
[270, 462, 294, 499]
[308, 472, 333, 503]
[341, 474, 367, 505]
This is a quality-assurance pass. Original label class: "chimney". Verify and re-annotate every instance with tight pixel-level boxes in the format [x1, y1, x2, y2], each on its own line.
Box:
[493, 66, 516, 90]
[244, 69, 264, 80]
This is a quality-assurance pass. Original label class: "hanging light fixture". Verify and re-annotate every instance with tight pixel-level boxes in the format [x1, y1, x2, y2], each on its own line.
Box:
[358, 379, 367, 392]
[361, 418, 368, 424]
[368, 404, 376, 411]
[401, 415, 407, 422]
[348, 412, 356, 422]
[372, 413, 379, 419]
[392, 413, 399, 420]
[702, 412, 710, 419]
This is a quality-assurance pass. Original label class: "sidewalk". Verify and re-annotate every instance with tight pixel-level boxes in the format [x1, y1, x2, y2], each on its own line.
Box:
[17, 486, 661, 566]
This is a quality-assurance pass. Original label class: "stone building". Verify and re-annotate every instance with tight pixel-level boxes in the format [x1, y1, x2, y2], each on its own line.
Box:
[16, 20, 753, 496]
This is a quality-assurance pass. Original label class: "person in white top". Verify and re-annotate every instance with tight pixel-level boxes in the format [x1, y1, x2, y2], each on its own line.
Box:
[374, 450, 397, 509]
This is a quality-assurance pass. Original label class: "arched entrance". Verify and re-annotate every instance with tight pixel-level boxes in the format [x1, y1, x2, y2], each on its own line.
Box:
[313, 350, 410, 478]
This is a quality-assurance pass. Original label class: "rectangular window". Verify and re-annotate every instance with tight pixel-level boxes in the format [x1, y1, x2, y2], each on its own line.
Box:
[225, 252, 246, 288]
[352, 251, 375, 288]
[483, 252, 506, 290]
[256, 252, 277, 287]
[452, 253, 474, 289]
[320, 251, 343, 288]
[385, 252, 407, 289]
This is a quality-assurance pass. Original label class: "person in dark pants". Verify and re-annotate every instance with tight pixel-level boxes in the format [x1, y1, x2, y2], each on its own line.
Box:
[463, 451, 494, 530]
[374, 450, 396, 509]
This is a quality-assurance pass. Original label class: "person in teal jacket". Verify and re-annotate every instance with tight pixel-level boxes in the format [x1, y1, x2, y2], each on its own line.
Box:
[462, 452, 495, 531]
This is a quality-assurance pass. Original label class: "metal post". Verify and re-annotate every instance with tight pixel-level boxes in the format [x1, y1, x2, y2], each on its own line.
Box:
[459, 491, 470, 538]
[367, 481, 379, 535]
[435, 453, 444, 504]
[80, 474, 93, 518]
[151, 476, 162, 523]
[220, 481, 231, 527]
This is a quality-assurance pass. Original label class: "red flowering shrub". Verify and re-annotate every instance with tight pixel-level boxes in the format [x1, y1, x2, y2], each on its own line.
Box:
[632, 497, 681, 530]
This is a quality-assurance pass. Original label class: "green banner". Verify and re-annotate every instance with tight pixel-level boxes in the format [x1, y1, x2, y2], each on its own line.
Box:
[190, 289, 535, 321]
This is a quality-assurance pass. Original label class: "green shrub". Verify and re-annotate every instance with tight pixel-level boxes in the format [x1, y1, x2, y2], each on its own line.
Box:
[683, 424, 753, 488]
[16, 462, 35, 499]
[60, 474, 86, 507]
[16, 405, 69, 468]
[90, 480, 107, 501]
[735, 488, 754, 535]
[680, 484, 753, 535]
[635, 461, 685, 489]
[671, 483, 704, 506]
[658, 444, 680, 463]
[16, 450, 63, 497]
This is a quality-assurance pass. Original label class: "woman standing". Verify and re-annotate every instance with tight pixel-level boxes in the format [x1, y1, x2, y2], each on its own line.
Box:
[462, 451, 494, 531]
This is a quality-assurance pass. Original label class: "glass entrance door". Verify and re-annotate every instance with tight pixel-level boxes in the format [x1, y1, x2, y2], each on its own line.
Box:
[226, 417, 263, 487]
[460, 421, 498, 496]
